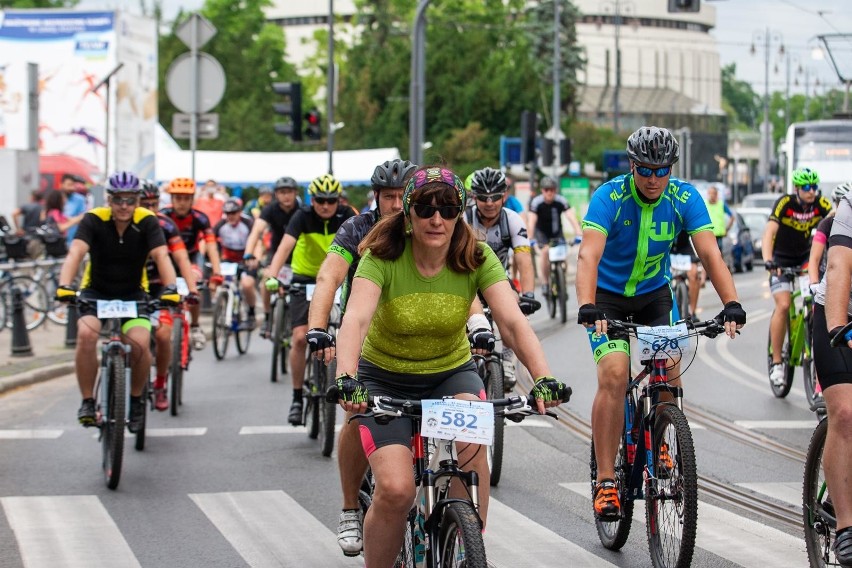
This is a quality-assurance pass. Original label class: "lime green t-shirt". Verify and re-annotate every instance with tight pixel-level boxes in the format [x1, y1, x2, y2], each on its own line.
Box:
[355, 241, 506, 374]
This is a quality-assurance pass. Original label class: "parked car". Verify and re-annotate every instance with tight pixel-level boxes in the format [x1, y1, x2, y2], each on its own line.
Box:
[741, 192, 781, 209]
[728, 212, 755, 272]
[737, 207, 771, 263]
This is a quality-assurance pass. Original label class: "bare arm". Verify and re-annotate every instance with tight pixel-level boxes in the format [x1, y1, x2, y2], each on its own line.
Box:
[171, 248, 199, 294]
[762, 220, 779, 263]
[334, 276, 381, 412]
[243, 217, 268, 265]
[526, 211, 538, 243]
[825, 244, 852, 335]
[564, 207, 583, 237]
[808, 239, 826, 286]
[514, 250, 535, 293]
[59, 239, 89, 287]
[308, 253, 351, 363]
[151, 245, 177, 287]
[575, 228, 605, 333]
[266, 234, 297, 279]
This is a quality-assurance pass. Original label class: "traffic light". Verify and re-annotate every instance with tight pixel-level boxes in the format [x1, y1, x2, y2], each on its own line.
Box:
[560, 138, 572, 165]
[520, 110, 537, 165]
[273, 81, 302, 142]
[541, 138, 554, 167]
[304, 109, 322, 140]
[667, 0, 699, 12]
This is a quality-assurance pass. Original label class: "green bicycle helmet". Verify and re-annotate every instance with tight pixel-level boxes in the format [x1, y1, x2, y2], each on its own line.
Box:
[792, 167, 820, 188]
[308, 174, 342, 199]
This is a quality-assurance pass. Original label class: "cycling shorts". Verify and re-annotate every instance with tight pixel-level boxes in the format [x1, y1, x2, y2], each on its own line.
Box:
[287, 276, 314, 328]
[587, 284, 675, 364]
[355, 359, 485, 458]
[77, 289, 152, 333]
[769, 257, 807, 295]
[812, 303, 852, 391]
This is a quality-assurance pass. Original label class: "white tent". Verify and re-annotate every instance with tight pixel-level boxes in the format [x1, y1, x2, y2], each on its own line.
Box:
[149, 126, 399, 186]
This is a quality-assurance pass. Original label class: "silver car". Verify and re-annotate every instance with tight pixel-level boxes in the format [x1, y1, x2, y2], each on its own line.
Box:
[737, 207, 771, 262]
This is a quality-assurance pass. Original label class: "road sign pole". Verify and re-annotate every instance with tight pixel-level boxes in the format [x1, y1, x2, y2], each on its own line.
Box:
[190, 15, 198, 182]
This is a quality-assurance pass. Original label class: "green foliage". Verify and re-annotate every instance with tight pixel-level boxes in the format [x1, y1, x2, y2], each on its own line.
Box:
[0, 0, 77, 6]
[721, 64, 760, 129]
[568, 122, 624, 168]
[158, 0, 300, 152]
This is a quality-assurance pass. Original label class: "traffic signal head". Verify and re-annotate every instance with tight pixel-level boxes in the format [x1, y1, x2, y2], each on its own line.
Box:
[304, 109, 322, 141]
[273, 81, 302, 142]
[667, 0, 699, 12]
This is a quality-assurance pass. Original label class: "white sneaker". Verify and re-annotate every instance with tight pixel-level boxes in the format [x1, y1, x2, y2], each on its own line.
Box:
[191, 326, 206, 351]
[769, 363, 785, 387]
[337, 509, 363, 557]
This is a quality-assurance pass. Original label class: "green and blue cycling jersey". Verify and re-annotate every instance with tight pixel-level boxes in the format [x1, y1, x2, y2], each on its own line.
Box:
[582, 174, 713, 297]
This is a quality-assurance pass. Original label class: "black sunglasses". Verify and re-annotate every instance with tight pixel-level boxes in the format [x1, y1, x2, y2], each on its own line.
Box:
[314, 197, 338, 205]
[475, 193, 505, 203]
[634, 164, 672, 178]
[412, 202, 460, 220]
[111, 196, 139, 206]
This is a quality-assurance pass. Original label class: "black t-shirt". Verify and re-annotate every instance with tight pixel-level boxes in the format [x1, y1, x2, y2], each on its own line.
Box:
[76, 207, 167, 296]
[529, 194, 570, 240]
[769, 194, 833, 265]
[328, 209, 380, 309]
[260, 202, 298, 253]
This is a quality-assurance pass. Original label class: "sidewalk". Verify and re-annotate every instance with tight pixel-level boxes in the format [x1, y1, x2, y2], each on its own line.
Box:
[0, 313, 214, 395]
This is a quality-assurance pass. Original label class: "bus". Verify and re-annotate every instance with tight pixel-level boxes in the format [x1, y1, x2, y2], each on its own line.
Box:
[781, 119, 852, 193]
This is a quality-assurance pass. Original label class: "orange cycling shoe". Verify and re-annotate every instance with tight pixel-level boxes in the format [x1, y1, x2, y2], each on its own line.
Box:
[594, 479, 621, 521]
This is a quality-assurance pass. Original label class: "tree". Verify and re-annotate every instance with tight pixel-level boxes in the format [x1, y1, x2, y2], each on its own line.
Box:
[0, 0, 77, 6]
[721, 63, 760, 129]
[158, 0, 300, 151]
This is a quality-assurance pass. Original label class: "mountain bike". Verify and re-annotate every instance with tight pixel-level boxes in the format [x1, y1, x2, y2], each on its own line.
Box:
[766, 267, 815, 400]
[0, 263, 50, 331]
[76, 295, 158, 490]
[544, 238, 570, 324]
[167, 278, 195, 417]
[669, 254, 692, 321]
[269, 269, 294, 383]
[590, 318, 726, 568]
[803, 320, 852, 567]
[337, 391, 567, 567]
[212, 262, 253, 360]
[302, 283, 340, 457]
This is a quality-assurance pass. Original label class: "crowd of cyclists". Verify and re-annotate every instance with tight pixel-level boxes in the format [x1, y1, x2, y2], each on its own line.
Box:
[47, 123, 852, 567]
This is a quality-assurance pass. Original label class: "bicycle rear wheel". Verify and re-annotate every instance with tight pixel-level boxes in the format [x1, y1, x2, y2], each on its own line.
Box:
[270, 298, 286, 382]
[646, 405, 698, 568]
[436, 501, 487, 567]
[590, 437, 635, 550]
[134, 380, 148, 451]
[212, 292, 229, 360]
[767, 320, 795, 398]
[486, 358, 505, 486]
[170, 320, 184, 416]
[393, 511, 416, 568]
[547, 270, 557, 319]
[802, 310, 821, 409]
[674, 279, 689, 320]
[556, 264, 567, 324]
[305, 355, 320, 438]
[235, 296, 252, 354]
[319, 358, 337, 457]
[3, 275, 48, 330]
[803, 417, 836, 568]
[101, 353, 126, 490]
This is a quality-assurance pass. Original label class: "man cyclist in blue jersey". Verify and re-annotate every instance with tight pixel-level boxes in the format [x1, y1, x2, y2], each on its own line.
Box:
[576, 126, 746, 521]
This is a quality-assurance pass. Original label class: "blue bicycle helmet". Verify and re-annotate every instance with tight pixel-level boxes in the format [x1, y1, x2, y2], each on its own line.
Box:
[106, 171, 141, 194]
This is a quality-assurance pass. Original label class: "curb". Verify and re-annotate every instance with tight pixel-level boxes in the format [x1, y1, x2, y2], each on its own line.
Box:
[0, 361, 75, 395]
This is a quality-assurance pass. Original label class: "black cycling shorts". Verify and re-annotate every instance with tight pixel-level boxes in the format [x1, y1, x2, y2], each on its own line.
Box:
[813, 303, 852, 391]
[355, 359, 486, 458]
[287, 277, 315, 328]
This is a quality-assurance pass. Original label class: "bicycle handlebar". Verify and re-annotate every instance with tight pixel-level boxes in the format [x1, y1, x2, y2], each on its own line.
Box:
[606, 318, 727, 339]
[830, 320, 852, 348]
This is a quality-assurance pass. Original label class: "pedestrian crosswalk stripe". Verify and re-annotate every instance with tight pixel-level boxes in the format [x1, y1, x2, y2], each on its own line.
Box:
[734, 420, 816, 430]
[486, 498, 616, 567]
[736, 482, 802, 507]
[506, 417, 554, 428]
[1, 495, 140, 568]
[91, 427, 209, 439]
[189, 491, 361, 567]
[0, 429, 63, 439]
[561, 482, 807, 568]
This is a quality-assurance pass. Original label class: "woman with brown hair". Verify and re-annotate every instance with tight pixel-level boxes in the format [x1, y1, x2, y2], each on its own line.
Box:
[332, 165, 569, 567]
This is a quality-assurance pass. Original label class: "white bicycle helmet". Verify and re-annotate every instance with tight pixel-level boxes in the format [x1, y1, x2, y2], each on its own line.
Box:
[832, 182, 852, 205]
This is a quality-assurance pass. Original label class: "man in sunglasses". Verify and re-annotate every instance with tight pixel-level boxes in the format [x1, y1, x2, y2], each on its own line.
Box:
[265, 174, 356, 426]
[576, 126, 746, 522]
[763, 167, 833, 387]
[527, 175, 583, 297]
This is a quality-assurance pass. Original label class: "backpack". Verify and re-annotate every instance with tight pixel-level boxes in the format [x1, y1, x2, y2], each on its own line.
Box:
[464, 206, 511, 251]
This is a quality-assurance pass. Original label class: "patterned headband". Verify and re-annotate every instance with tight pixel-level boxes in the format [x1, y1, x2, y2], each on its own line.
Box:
[402, 167, 466, 216]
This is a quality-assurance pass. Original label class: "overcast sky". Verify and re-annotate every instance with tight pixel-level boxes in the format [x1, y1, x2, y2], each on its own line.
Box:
[77, 0, 852, 95]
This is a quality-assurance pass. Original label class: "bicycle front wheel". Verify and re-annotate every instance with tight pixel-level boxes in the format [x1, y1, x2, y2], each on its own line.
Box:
[170, 320, 184, 416]
[212, 292, 230, 360]
[101, 353, 126, 490]
[547, 269, 557, 319]
[305, 355, 320, 438]
[134, 380, 148, 452]
[646, 405, 698, 568]
[556, 264, 567, 324]
[803, 417, 835, 567]
[270, 298, 286, 382]
[767, 320, 795, 398]
[674, 280, 689, 321]
[436, 502, 487, 568]
[486, 358, 505, 486]
[802, 310, 821, 409]
[319, 358, 337, 457]
[235, 296, 252, 354]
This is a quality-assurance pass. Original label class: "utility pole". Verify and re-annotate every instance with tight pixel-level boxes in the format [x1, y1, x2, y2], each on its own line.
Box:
[752, 28, 783, 183]
[613, 0, 621, 133]
[327, 0, 334, 174]
[552, 0, 561, 174]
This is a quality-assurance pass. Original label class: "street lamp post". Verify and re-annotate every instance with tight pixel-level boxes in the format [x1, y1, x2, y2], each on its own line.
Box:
[751, 28, 784, 184]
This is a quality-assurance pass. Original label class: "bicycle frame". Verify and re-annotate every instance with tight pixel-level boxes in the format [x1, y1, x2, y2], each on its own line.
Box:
[786, 286, 811, 368]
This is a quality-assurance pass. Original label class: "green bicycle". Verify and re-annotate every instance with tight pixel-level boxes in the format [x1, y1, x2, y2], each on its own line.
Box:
[766, 266, 818, 401]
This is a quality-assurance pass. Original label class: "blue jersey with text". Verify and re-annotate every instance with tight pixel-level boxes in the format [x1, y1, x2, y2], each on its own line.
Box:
[582, 174, 713, 296]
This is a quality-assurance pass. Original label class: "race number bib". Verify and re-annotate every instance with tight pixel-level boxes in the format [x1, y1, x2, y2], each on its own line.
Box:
[175, 277, 190, 296]
[277, 265, 293, 286]
[548, 244, 568, 262]
[798, 275, 812, 298]
[670, 254, 692, 272]
[421, 399, 495, 445]
[96, 300, 137, 319]
[635, 323, 691, 362]
[305, 284, 315, 302]
[220, 262, 239, 278]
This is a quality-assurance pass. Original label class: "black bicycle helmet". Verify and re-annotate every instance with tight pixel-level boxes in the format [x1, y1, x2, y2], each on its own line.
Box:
[222, 198, 242, 214]
[274, 176, 299, 190]
[140, 179, 159, 200]
[106, 171, 141, 193]
[470, 167, 507, 195]
[626, 126, 679, 166]
[371, 159, 418, 191]
[540, 176, 557, 190]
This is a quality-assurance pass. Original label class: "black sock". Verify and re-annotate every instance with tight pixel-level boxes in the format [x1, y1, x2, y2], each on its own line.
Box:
[342, 508, 359, 513]
[293, 389, 303, 402]
[130, 395, 142, 406]
[82, 397, 95, 404]
[248, 307, 255, 317]
[265, 313, 270, 322]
